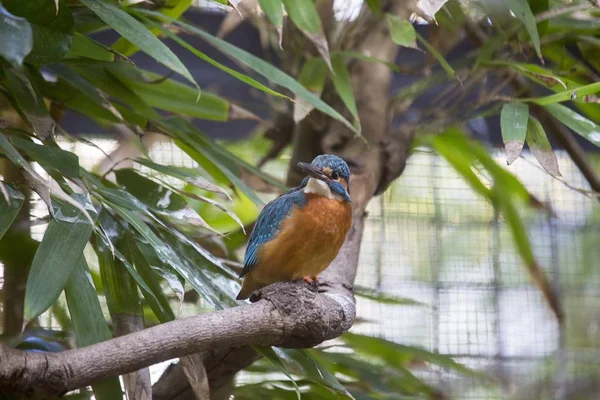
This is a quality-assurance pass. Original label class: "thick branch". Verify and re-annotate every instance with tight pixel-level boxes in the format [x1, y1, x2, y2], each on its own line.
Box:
[0, 277, 355, 398]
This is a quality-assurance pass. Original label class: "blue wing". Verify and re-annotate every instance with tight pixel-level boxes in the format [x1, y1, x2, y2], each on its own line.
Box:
[240, 187, 307, 277]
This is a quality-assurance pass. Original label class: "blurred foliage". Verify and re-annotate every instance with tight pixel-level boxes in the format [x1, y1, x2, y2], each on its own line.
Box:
[0, 0, 599, 399]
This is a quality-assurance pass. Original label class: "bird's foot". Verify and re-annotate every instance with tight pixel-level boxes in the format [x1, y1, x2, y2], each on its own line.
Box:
[303, 275, 319, 288]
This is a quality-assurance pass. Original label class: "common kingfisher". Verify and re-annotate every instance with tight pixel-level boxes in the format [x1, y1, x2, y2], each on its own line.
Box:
[236, 154, 353, 300]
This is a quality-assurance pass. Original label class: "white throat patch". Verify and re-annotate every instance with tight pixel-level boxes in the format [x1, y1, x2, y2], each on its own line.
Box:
[303, 178, 344, 201]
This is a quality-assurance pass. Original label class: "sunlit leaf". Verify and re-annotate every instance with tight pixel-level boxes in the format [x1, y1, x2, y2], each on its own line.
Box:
[0, 183, 24, 241]
[526, 116, 560, 176]
[545, 103, 600, 148]
[24, 194, 95, 322]
[500, 102, 529, 164]
[0, 4, 33, 66]
[65, 258, 123, 400]
[418, 0, 449, 20]
[80, 0, 198, 88]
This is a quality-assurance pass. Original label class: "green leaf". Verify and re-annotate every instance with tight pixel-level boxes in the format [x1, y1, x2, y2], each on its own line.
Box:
[545, 103, 600, 148]
[525, 116, 560, 176]
[276, 348, 353, 398]
[500, 102, 529, 164]
[334, 50, 401, 72]
[112, 0, 194, 57]
[0, 183, 24, 241]
[79, 0, 197, 88]
[507, 0, 542, 60]
[258, 0, 283, 27]
[415, 32, 456, 79]
[3, 0, 74, 65]
[0, 4, 33, 66]
[10, 136, 80, 179]
[342, 332, 485, 379]
[365, 0, 381, 13]
[3, 67, 55, 140]
[24, 194, 95, 322]
[139, 10, 359, 136]
[282, 0, 331, 69]
[133, 158, 231, 200]
[65, 258, 124, 400]
[330, 54, 360, 130]
[294, 57, 327, 121]
[254, 347, 301, 400]
[64, 32, 115, 62]
[386, 14, 417, 48]
[354, 285, 430, 307]
[529, 82, 600, 106]
[484, 61, 567, 89]
[141, 16, 290, 101]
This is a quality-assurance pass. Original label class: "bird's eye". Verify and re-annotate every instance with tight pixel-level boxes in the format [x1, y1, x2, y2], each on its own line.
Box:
[331, 171, 339, 180]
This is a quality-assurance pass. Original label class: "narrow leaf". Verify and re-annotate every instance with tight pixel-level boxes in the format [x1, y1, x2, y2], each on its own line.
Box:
[258, 0, 283, 27]
[3, 67, 55, 140]
[79, 0, 197, 88]
[526, 116, 560, 176]
[530, 82, 600, 106]
[500, 102, 528, 164]
[415, 32, 456, 79]
[330, 54, 360, 130]
[282, 0, 331, 69]
[10, 136, 80, 178]
[65, 258, 123, 400]
[139, 10, 359, 135]
[294, 57, 327, 122]
[545, 103, 600, 148]
[0, 183, 24, 241]
[24, 194, 95, 322]
[507, 0, 542, 60]
[255, 347, 301, 400]
[354, 285, 430, 307]
[64, 32, 115, 62]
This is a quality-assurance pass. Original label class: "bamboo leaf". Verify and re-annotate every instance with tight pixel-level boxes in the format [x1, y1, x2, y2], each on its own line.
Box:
[133, 158, 231, 201]
[545, 103, 600, 148]
[138, 10, 359, 136]
[0, 4, 33, 66]
[526, 116, 560, 176]
[24, 194, 96, 322]
[0, 183, 24, 241]
[354, 286, 431, 307]
[282, 0, 332, 70]
[64, 32, 116, 62]
[258, 0, 283, 28]
[417, 0, 449, 20]
[415, 32, 456, 79]
[294, 57, 327, 122]
[3, 67, 55, 140]
[330, 54, 360, 130]
[530, 82, 600, 106]
[79, 0, 198, 89]
[500, 102, 529, 164]
[65, 258, 123, 400]
[141, 18, 288, 101]
[10, 136, 80, 179]
[507, 0, 542, 60]
[254, 347, 301, 400]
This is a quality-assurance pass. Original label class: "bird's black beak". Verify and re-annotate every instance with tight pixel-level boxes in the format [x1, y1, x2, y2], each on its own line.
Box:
[298, 162, 328, 182]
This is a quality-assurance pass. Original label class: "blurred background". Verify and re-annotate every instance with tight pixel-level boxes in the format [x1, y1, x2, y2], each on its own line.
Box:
[2, 0, 600, 399]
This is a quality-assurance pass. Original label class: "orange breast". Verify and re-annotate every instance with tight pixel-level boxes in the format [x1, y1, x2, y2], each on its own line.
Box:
[249, 194, 352, 287]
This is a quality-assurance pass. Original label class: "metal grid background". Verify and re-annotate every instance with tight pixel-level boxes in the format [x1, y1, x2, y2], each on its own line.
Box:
[5, 137, 600, 399]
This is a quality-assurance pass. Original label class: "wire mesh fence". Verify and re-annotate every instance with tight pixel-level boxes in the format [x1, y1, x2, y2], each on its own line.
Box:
[2, 137, 599, 399]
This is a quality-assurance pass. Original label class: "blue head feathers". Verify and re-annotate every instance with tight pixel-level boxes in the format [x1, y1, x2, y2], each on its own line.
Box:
[298, 154, 351, 202]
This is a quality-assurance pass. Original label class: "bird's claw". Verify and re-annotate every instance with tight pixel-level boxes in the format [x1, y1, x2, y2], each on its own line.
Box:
[303, 275, 319, 288]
